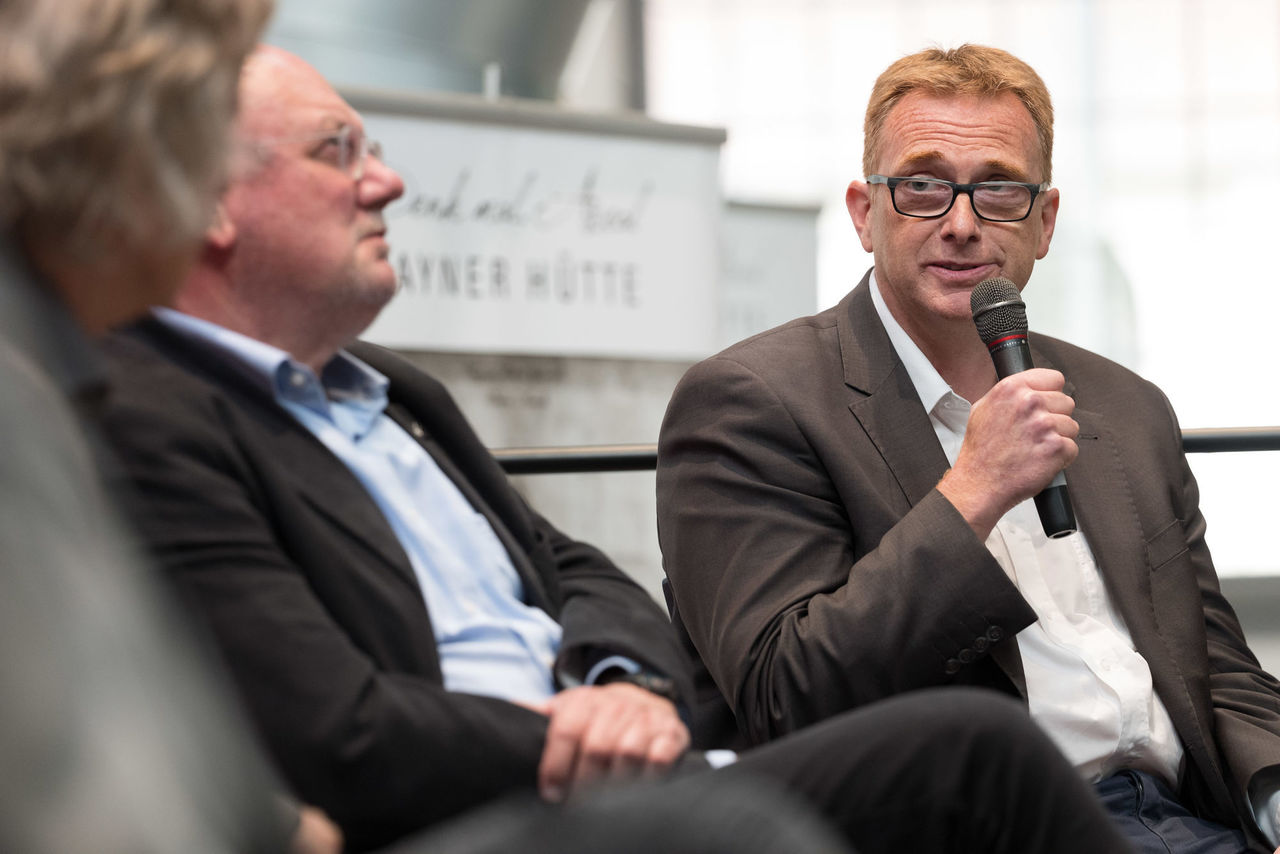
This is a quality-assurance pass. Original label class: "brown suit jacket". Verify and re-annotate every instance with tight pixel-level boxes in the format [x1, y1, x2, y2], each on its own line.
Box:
[657, 270, 1280, 841]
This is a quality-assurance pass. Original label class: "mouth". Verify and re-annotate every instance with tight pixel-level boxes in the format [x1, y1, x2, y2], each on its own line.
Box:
[927, 261, 997, 283]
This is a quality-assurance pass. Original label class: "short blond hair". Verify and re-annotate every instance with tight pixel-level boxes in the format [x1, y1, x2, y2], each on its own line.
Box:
[863, 44, 1054, 183]
[0, 0, 273, 259]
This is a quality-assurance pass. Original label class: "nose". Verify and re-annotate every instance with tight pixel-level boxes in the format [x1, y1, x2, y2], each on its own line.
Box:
[358, 151, 405, 207]
[940, 190, 981, 243]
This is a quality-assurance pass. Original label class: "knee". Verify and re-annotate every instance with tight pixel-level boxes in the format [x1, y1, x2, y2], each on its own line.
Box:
[895, 687, 1041, 754]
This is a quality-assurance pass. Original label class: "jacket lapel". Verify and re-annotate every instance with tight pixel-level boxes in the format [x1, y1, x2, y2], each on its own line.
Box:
[839, 277, 953, 507]
[272, 424, 426, 595]
[838, 274, 1028, 692]
[1029, 343, 1161, 642]
[1034, 341, 1228, 803]
[126, 319, 425, 595]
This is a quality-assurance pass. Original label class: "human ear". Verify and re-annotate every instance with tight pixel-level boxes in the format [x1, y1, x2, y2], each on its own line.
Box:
[846, 180, 875, 253]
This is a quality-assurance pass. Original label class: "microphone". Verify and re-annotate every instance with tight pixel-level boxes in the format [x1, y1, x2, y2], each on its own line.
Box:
[969, 277, 1077, 539]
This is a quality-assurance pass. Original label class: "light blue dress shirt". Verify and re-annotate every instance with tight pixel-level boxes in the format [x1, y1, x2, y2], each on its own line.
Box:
[153, 309, 564, 704]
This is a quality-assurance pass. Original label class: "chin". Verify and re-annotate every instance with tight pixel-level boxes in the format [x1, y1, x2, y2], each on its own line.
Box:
[366, 275, 399, 308]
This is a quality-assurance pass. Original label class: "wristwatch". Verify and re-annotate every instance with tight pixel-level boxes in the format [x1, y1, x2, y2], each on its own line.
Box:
[598, 669, 680, 703]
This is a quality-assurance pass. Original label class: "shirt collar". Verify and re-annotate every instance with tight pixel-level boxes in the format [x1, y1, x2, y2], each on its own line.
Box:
[868, 269, 957, 416]
[151, 307, 389, 434]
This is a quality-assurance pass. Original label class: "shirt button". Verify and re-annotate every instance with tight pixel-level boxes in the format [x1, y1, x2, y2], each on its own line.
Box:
[409, 422, 425, 439]
[289, 371, 307, 387]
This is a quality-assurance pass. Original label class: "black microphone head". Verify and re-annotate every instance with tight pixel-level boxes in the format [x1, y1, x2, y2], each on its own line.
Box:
[970, 277, 1027, 344]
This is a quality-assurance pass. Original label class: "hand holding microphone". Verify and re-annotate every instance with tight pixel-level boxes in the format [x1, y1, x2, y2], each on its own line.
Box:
[967, 278, 1078, 539]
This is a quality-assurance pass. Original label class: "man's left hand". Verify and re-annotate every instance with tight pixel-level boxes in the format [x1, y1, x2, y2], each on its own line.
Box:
[524, 682, 690, 803]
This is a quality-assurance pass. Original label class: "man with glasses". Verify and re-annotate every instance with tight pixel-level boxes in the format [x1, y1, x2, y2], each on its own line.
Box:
[658, 44, 1280, 854]
[91, 44, 1143, 854]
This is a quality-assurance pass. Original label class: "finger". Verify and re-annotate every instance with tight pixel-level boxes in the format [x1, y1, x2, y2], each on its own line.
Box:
[538, 700, 592, 803]
[569, 707, 628, 793]
[1051, 413, 1080, 441]
[1040, 390, 1076, 416]
[642, 726, 690, 776]
[603, 720, 652, 782]
[1020, 368, 1066, 391]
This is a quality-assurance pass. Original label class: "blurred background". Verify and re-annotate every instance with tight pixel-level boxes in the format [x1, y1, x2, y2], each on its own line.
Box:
[265, 0, 1280, 663]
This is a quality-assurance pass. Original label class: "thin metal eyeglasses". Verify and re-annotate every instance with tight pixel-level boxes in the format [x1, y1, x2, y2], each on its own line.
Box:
[252, 124, 384, 181]
[867, 174, 1050, 223]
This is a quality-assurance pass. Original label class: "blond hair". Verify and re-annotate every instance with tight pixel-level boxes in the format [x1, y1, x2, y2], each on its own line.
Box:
[0, 0, 273, 259]
[863, 44, 1054, 183]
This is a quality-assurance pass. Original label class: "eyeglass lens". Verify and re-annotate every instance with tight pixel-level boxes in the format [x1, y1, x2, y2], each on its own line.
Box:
[345, 135, 384, 181]
[893, 179, 1033, 221]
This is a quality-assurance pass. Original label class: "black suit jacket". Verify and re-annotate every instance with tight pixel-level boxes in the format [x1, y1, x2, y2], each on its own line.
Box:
[97, 319, 691, 852]
[657, 271, 1280, 844]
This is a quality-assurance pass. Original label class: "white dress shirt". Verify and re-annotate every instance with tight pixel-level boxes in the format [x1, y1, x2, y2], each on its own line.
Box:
[869, 274, 1184, 787]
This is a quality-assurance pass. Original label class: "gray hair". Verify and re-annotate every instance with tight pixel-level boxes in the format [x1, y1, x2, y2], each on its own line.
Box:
[0, 0, 273, 259]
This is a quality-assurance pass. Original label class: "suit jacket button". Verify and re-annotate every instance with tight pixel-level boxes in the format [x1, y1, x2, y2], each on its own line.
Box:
[986, 626, 1004, 642]
[972, 637, 989, 653]
[958, 649, 975, 664]
[944, 658, 962, 675]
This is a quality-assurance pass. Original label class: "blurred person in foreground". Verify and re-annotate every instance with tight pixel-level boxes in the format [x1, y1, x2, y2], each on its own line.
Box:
[657, 43, 1280, 854]
[0, 1, 341, 851]
[92, 44, 1136, 854]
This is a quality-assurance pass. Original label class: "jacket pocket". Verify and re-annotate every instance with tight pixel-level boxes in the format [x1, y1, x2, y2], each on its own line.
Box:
[1146, 518, 1189, 572]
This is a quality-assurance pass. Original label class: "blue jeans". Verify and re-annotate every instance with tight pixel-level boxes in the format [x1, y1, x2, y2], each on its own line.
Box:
[1095, 770, 1255, 854]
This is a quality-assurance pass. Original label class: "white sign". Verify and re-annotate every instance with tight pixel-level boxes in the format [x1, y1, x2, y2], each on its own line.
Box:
[358, 105, 723, 359]
[719, 201, 820, 350]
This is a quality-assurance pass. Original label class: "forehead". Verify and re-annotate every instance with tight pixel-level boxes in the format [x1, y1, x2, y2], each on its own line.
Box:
[238, 51, 361, 138]
[876, 90, 1041, 180]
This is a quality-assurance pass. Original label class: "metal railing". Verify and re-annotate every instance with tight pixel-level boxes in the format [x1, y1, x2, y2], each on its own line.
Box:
[492, 427, 1280, 475]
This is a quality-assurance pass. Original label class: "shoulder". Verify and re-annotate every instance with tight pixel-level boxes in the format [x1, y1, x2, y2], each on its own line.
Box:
[1032, 333, 1171, 409]
[97, 323, 284, 461]
[677, 303, 844, 394]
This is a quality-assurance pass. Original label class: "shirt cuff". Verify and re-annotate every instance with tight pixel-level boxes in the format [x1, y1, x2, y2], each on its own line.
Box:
[704, 749, 739, 769]
[584, 654, 641, 686]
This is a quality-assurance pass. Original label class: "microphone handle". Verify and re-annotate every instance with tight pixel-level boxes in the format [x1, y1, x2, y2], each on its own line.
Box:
[987, 335, 1078, 539]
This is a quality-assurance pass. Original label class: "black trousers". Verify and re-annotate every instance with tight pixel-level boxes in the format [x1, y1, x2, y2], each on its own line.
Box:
[714, 687, 1133, 854]
[389, 774, 854, 854]
[401, 687, 1131, 854]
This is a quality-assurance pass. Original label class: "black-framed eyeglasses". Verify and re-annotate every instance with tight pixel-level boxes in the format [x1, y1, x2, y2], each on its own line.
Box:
[867, 175, 1050, 223]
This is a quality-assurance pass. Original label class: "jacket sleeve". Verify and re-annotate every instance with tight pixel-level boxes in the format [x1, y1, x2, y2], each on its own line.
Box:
[537, 503, 694, 701]
[656, 353, 1036, 744]
[1164, 394, 1280, 822]
[353, 340, 696, 706]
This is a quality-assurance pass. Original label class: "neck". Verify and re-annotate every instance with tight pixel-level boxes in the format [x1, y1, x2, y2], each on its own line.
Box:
[22, 235, 155, 336]
[897, 311, 998, 404]
[173, 275, 347, 374]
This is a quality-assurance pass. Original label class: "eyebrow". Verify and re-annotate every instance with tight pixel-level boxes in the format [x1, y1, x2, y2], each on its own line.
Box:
[895, 151, 1031, 181]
